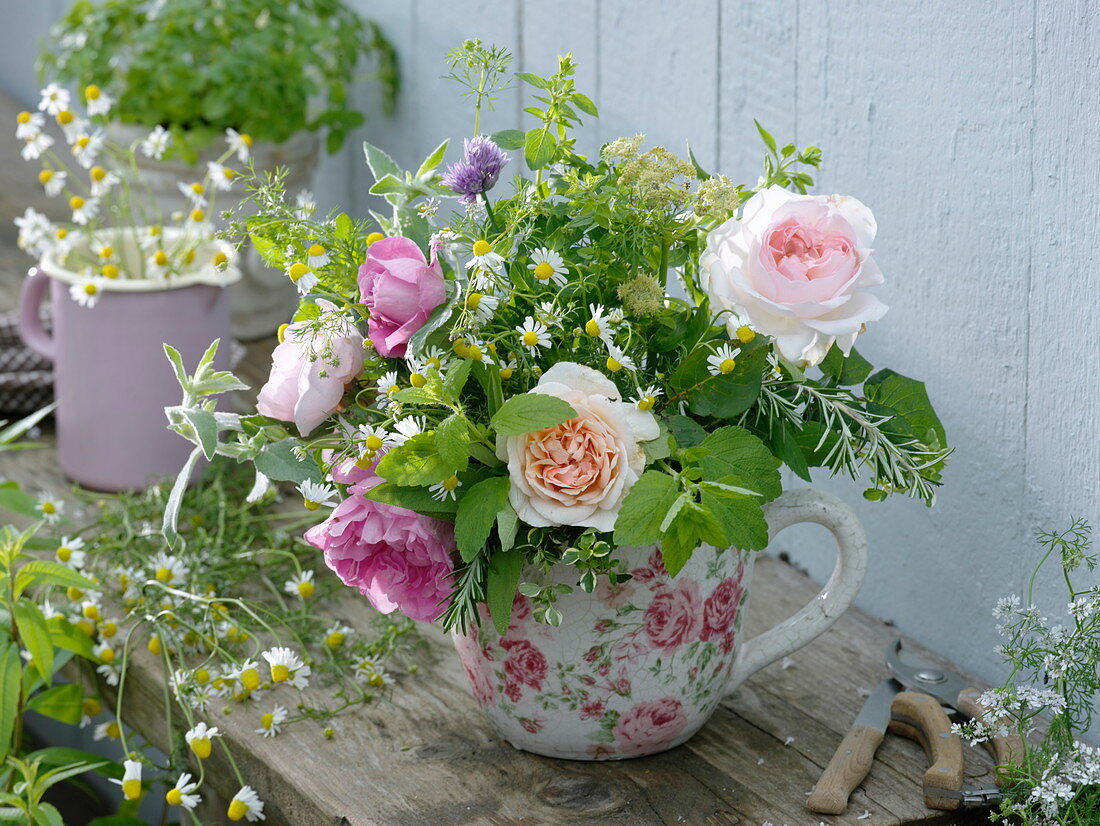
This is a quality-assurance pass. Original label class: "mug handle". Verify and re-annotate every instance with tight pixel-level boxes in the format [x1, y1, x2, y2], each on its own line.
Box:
[725, 488, 868, 695]
[18, 267, 55, 362]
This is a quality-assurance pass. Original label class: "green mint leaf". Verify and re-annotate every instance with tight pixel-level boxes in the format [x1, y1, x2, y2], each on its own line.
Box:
[695, 426, 781, 502]
[613, 470, 679, 546]
[490, 393, 575, 437]
[487, 548, 525, 635]
[375, 432, 453, 486]
[455, 476, 511, 562]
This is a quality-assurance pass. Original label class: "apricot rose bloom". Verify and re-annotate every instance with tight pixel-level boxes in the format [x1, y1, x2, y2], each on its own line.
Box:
[700, 185, 887, 366]
[500, 362, 659, 532]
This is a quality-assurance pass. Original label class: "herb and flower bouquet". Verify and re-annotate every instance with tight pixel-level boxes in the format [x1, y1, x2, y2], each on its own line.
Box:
[166, 43, 948, 646]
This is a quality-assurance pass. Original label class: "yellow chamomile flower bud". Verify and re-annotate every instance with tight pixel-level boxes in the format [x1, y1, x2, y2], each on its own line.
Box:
[213, 250, 229, 267]
[606, 355, 624, 372]
[147, 635, 162, 656]
[106, 721, 121, 739]
[584, 319, 601, 337]
[499, 364, 514, 379]
[326, 630, 346, 649]
[443, 475, 460, 493]
[366, 232, 385, 246]
[69, 196, 84, 211]
[277, 323, 289, 343]
[297, 578, 315, 599]
[90, 166, 107, 182]
[38, 169, 52, 184]
[271, 664, 289, 683]
[76, 619, 95, 637]
[190, 182, 205, 196]
[736, 325, 756, 343]
[240, 666, 261, 691]
[409, 372, 426, 388]
[75, 135, 90, 149]
[56, 228, 68, 240]
[533, 262, 554, 281]
[287, 262, 310, 283]
[57, 110, 74, 125]
[67, 586, 83, 601]
[465, 292, 483, 310]
[102, 264, 119, 279]
[365, 433, 384, 451]
[83, 697, 101, 717]
[99, 647, 115, 664]
[55, 543, 71, 562]
[190, 208, 205, 223]
[85, 85, 101, 101]
[154, 250, 169, 267]
[17, 111, 31, 124]
[82, 603, 99, 620]
[522, 330, 539, 347]
[166, 788, 182, 806]
[155, 565, 173, 583]
[719, 357, 736, 374]
[472, 239, 492, 256]
[466, 343, 484, 361]
[100, 621, 118, 638]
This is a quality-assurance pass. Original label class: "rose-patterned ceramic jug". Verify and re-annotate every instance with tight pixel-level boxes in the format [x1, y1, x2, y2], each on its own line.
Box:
[453, 488, 867, 760]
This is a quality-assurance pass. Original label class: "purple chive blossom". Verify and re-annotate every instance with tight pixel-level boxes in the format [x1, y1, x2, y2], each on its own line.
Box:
[441, 136, 509, 204]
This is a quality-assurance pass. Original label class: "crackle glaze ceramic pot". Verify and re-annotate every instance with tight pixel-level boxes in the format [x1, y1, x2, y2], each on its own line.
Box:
[453, 488, 867, 760]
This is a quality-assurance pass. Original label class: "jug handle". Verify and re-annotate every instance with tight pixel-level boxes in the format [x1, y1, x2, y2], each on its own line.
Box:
[19, 267, 55, 362]
[725, 488, 868, 695]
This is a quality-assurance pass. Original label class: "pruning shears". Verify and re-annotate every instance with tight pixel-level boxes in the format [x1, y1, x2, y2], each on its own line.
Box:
[807, 639, 1025, 815]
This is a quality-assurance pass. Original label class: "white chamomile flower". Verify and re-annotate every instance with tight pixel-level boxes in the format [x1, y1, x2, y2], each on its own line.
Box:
[90, 167, 120, 197]
[15, 208, 52, 255]
[38, 83, 70, 116]
[16, 110, 44, 140]
[255, 705, 288, 738]
[297, 480, 337, 511]
[185, 722, 221, 758]
[535, 301, 562, 327]
[516, 317, 551, 354]
[93, 720, 122, 741]
[206, 161, 235, 191]
[528, 247, 568, 286]
[497, 356, 517, 379]
[584, 304, 614, 343]
[177, 180, 207, 209]
[465, 239, 505, 275]
[261, 646, 311, 689]
[140, 125, 170, 160]
[151, 552, 188, 584]
[70, 272, 103, 305]
[110, 759, 143, 801]
[55, 536, 86, 567]
[227, 785, 265, 822]
[22, 132, 53, 161]
[147, 249, 172, 279]
[357, 423, 392, 455]
[305, 243, 329, 268]
[376, 371, 400, 399]
[418, 197, 440, 217]
[284, 570, 316, 600]
[285, 261, 317, 296]
[462, 337, 494, 366]
[608, 307, 626, 325]
[464, 290, 499, 323]
[422, 345, 450, 371]
[37, 493, 64, 523]
[632, 385, 663, 411]
[429, 475, 462, 502]
[57, 111, 88, 144]
[391, 416, 425, 446]
[324, 622, 353, 649]
[84, 84, 113, 117]
[71, 130, 105, 169]
[295, 189, 316, 218]
[604, 343, 636, 373]
[165, 773, 200, 810]
[96, 660, 121, 686]
[354, 659, 394, 688]
[707, 343, 739, 376]
[185, 206, 208, 231]
[69, 195, 99, 225]
[225, 128, 253, 163]
[40, 600, 65, 621]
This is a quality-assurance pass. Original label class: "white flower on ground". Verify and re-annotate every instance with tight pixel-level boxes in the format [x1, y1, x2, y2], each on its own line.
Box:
[255, 705, 288, 738]
[227, 785, 265, 822]
[185, 722, 221, 759]
[283, 570, 316, 600]
[165, 773, 201, 810]
[151, 552, 187, 584]
[261, 646, 311, 689]
[225, 128, 253, 164]
[140, 125, 171, 159]
[354, 659, 394, 688]
[38, 83, 70, 116]
[429, 475, 462, 502]
[528, 246, 568, 286]
[324, 622, 353, 649]
[516, 316, 551, 354]
[707, 343, 739, 376]
[297, 480, 336, 511]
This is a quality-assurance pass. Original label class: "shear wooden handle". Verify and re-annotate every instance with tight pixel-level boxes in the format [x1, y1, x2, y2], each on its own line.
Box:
[887, 691, 965, 811]
[806, 724, 884, 814]
[956, 686, 1026, 780]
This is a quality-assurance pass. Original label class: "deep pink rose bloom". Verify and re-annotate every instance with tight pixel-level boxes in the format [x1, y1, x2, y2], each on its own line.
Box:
[643, 580, 702, 652]
[256, 300, 363, 436]
[304, 462, 456, 623]
[500, 638, 548, 690]
[357, 236, 446, 357]
[613, 698, 688, 756]
[700, 575, 745, 643]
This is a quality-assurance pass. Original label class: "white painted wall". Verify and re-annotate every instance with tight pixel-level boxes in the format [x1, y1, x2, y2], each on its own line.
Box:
[3, 0, 1098, 693]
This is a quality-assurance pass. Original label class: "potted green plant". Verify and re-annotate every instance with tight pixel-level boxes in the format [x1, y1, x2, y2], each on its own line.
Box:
[37, 0, 400, 338]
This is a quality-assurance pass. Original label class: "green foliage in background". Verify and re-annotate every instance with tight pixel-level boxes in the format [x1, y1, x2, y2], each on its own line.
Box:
[38, 0, 400, 157]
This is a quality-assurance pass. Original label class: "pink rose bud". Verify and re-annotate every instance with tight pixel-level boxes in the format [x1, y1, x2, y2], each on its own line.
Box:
[358, 236, 446, 358]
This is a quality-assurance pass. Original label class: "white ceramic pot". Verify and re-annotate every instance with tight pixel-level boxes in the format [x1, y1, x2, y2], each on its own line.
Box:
[453, 488, 867, 760]
[107, 124, 320, 339]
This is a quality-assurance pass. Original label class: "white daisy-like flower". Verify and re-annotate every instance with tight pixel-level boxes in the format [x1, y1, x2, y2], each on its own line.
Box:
[84, 85, 114, 117]
[297, 480, 337, 511]
[41, 599, 65, 621]
[206, 161, 235, 191]
[285, 261, 317, 295]
[461, 337, 494, 366]
[71, 130, 105, 169]
[306, 243, 330, 268]
[534, 300, 563, 327]
[465, 239, 505, 275]
[90, 167, 120, 198]
[261, 646, 311, 689]
[55, 536, 86, 567]
[418, 197, 440, 217]
[295, 189, 316, 219]
[516, 317, 551, 354]
[707, 343, 740, 376]
[421, 345, 450, 371]
[585, 304, 614, 343]
[57, 112, 88, 144]
[16, 111, 44, 139]
[151, 552, 188, 584]
[22, 132, 53, 161]
[93, 720, 122, 741]
[354, 659, 394, 688]
[185, 206, 209, 231]
[96, 660, 121, 686]
[497, 357, 517, 379]
[428, 474, 462, 502]
[604, 343, 636, 373]
[225, 128, 253, 163]
[324, 622, 353, 649]
[176, 181, 207, 209]
[15, 208, 52, 254]
[227, 785, 265, 822]
[283, 570, 316, 600]
[356, 423, 392, 455]
[35, 168, 65, 198]
[165, 773, 200, 810]
[528, 247, 568, 286]
[37, 492, 64, 523]
[110, 759, 143, 801]
[38, 83, 70, 116]
[255, 705, 288, 738]
[464, 290, 499, 323]
[147, 249, 172, 279]
[632, 385, 663, 411]
[140, 125, 171, 159]
[608, 308, 626, 325]
[230, 659, 265, 697]
[69, 195, 99, 225]
[391, 416, 425, 446]
[376, 371, 400, 399]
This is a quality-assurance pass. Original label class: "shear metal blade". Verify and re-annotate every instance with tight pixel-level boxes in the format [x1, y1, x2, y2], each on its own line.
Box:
[884, 639, 968, 709]
[853, 678, 901, 732]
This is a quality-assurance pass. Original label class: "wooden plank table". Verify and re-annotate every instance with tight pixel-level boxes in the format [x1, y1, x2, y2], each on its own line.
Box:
[0, 87, 995, 823]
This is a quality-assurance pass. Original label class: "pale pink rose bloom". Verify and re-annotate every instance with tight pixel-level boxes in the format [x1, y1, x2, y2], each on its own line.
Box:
[501, 362, 659, 531]
[256, 299, 363, 436]
[700, 184, 888, 366]
[303, 458, 456, 623]
[643, 579, 703, 652]
[358, 236, 446, 358]
[613, 697, 688, 755]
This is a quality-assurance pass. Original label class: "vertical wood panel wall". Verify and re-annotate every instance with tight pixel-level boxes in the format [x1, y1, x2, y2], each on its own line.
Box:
[2, 0, 1097, 689]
